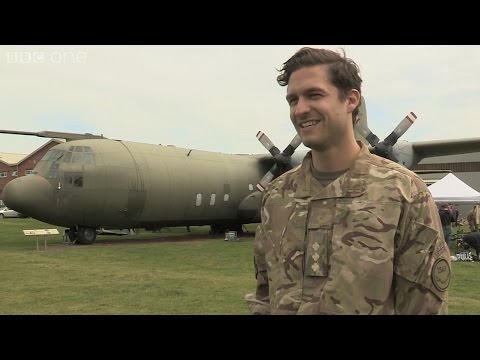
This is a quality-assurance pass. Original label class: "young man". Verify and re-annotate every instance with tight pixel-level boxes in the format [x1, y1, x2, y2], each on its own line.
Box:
[245, 47, 451, 315]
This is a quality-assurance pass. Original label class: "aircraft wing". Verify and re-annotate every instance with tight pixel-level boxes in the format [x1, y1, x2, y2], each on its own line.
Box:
[0, 129, 106, 141]
[411, 137, 480, 158]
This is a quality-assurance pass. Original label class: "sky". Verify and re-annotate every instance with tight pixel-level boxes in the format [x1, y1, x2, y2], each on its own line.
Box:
[1, 45, 479, 156]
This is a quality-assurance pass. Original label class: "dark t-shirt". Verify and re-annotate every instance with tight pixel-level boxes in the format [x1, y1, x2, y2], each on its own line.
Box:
[439, 209, 453, 227]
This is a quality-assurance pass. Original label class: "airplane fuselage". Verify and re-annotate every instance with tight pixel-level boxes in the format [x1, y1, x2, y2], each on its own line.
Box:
[3, 139, 277, 232]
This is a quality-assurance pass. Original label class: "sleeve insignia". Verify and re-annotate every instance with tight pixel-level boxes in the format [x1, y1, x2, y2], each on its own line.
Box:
[431, 258, 450, 292]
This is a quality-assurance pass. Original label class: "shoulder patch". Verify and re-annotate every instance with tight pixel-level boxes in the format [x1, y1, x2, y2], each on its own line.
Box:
[431, 258, 450, 292]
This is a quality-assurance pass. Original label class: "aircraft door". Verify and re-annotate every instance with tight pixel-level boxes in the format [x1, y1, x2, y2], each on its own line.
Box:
[125, 149, 148, 223]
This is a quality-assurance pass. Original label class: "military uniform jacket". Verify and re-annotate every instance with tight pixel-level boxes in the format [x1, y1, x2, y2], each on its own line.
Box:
[248, 143, 451, 315]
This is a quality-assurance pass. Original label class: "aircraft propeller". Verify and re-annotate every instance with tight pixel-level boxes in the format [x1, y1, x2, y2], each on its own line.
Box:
[255, 131, 302, 191]
[355, 111, 417, 162]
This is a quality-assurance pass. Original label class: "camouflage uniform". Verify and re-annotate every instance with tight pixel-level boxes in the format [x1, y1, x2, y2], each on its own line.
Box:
[467, 208, 479, 232]
[245, 143, 450, 315]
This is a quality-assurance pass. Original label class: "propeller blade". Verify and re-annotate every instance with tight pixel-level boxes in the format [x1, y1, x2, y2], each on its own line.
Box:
[256, 131, 280, 157]
[383, 112, 417, 146]
[354, 96, 379, 146]
[256, 165, 278, 192]
[255, 132, 302, 192]
[355, 121, 380, 147]
[281, 134, 302, 157]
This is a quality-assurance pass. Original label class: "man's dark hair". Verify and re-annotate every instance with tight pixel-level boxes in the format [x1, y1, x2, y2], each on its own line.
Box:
[277, 47, 363, 120]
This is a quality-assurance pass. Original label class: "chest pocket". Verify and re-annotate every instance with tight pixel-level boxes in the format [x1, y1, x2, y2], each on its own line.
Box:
[263, 200, 308, 258]
[305, 200, 334, 277]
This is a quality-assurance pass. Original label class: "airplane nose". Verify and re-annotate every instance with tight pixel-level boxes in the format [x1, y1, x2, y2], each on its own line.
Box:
[3, 175, 55, 219]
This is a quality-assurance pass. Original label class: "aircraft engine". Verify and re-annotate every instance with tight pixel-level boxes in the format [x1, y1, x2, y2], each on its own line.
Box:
[355, 111, 417, 162]
[255, 132, 302, 192]
[237, 191, 262, 222]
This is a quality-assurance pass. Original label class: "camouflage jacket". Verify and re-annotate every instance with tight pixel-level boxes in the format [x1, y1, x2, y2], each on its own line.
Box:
[245, 143, 450, 315]
[467, 210, 477, 226]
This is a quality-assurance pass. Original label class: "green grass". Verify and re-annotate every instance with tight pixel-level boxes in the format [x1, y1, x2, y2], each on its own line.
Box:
[0, 219, 478, 314]
[0, 219, 257, 314]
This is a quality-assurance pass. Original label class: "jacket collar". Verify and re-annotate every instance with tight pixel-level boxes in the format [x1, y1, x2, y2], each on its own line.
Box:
[294, 142, 371, 200]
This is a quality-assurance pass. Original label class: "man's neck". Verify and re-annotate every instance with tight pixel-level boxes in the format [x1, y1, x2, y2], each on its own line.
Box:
[311, 139, 361, 173]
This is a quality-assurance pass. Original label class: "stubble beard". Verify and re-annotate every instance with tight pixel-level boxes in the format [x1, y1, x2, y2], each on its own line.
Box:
[301, 135, 329, 152]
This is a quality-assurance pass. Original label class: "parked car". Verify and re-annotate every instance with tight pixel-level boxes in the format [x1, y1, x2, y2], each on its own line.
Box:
[0, 207, 28, 218]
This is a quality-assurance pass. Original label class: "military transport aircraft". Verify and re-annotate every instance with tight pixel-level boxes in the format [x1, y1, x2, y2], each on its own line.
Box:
[2, 97, 480, 244]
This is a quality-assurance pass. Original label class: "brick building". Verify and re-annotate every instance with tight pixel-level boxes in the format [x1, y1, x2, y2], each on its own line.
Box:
[0, 139, 63, 204]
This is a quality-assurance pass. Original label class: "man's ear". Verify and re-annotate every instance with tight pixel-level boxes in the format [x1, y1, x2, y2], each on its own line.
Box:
[347, 89, 361, 113]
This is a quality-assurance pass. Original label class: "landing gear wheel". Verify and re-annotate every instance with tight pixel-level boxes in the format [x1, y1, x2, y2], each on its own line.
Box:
[77, 227, 97, 245]
[209, 224, 222, 235]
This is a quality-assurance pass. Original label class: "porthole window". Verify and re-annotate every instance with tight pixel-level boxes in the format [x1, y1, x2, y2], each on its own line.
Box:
[196, 193, 202, 206]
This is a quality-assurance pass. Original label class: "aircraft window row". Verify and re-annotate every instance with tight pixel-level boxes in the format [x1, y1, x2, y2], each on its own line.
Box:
[64, 172, 83, 187]
[195, 193, 229, 207]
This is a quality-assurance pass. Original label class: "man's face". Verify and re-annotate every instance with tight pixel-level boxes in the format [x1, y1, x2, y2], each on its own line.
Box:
[286, 65, 358, 152]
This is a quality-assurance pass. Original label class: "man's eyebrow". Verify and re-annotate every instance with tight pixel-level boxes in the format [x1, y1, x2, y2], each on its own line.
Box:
[286, 87, 327, 102]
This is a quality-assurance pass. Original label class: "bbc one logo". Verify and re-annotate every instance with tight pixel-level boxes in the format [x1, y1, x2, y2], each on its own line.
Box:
[6, 50, 87, 64]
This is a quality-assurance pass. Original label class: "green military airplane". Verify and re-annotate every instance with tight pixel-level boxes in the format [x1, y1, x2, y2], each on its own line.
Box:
[2, 97, 480, 244]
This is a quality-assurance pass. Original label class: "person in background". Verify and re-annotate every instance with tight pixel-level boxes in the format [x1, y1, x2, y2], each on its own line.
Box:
[245, 47, 450, 315]
[439, 204, 454, 245]
[450, 204, 459, 227]
[467, 205, 479, 232]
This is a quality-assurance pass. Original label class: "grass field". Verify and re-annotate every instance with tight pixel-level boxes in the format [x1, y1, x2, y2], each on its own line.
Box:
[0, 218, 478, 314]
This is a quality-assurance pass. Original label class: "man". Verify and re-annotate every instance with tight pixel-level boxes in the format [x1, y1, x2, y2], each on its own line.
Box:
[439, 204, 454, 245]
[461, 232, 480, 260]
[451, 204, 459, 227]
[245, 47, 451, 315]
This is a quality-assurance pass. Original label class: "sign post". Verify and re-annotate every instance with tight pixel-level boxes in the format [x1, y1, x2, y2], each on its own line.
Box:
[23, 229, 60, 250]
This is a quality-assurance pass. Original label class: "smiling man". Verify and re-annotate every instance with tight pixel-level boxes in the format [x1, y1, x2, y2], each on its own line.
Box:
[245, 47, 451, 315]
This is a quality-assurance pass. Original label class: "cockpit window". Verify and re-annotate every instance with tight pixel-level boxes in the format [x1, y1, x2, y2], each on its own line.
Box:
[64, 172, 83, 187]
[72, 152, 83, 164]
[62, 146, 95, 164]
[47, 163, 60, 179]
[84, 153, 94, 164]
[63, 151, 72, 163]
[41, 149, 65, 161]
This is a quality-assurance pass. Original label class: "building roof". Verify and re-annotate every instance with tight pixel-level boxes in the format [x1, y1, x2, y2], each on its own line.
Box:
[0, 152, 26, 164]
[0, 139, 63, 166]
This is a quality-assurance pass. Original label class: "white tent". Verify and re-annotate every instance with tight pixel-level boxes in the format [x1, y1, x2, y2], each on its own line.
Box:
[428, 173, 480, 203]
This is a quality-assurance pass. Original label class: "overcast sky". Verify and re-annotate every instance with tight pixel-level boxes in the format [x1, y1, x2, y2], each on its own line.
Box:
[1, 45, 479, 156]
